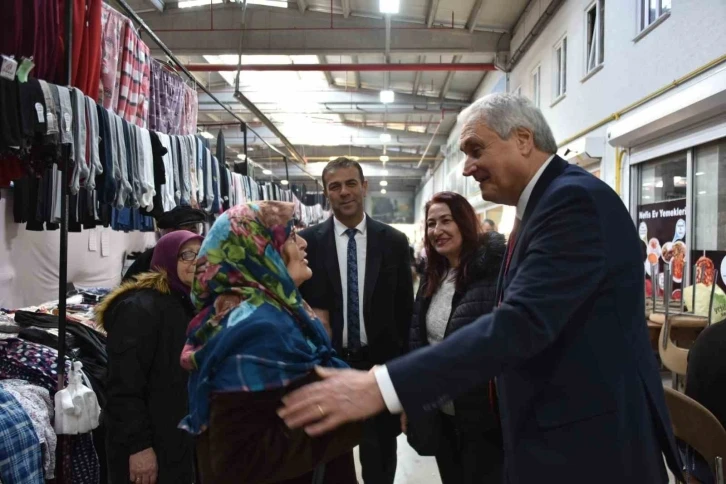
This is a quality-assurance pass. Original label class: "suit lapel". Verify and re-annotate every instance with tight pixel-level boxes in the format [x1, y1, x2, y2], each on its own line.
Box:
[496, 156, 569, 300]
[363, 217, 382, 315]
[321, 218, 343, 297]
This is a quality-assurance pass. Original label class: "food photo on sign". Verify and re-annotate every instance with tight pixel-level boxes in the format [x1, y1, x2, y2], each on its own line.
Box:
[683, 250, 726, 324]
[637, 200, 687, 300]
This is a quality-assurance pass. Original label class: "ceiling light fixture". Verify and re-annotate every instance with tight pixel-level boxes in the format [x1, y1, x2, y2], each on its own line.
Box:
[247, 147, 254, 151]
[199, 131, 215, 139]
[380, 180, 388, 187]
[263, 169, 272, 175]
[382, 169, 389, 176]
[379, 0, 400, 14]
[379, 155, 390, 162]
[380, 90, 395, 104]
[281, 179, 289, 186]
[237, 154, 246, 160]
[381, 189, 387, 194]
[380, 133, 392, 143]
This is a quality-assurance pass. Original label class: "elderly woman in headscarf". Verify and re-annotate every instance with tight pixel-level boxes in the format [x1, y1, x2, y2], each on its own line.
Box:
[98, 230, 202, 484]
[180, 202, 360, 484]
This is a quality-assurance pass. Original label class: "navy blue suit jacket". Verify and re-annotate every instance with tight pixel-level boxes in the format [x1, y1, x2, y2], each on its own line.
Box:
[387, 156, 681, 483]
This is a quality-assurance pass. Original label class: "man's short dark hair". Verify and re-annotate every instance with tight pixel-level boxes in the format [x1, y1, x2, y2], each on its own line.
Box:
[321, 157, 365, 189]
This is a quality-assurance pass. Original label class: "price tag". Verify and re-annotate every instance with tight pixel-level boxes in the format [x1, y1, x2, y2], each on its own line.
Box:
[35, 102, 45, 123]
[0, 56, 17, 81]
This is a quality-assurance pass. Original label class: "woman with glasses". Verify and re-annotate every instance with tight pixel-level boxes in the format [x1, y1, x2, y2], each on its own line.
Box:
[97, 230, 203, 484]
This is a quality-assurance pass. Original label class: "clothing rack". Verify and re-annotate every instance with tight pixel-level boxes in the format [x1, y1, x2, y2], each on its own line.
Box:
[112, 0, 317, 182]
[55, 0, 320, 392]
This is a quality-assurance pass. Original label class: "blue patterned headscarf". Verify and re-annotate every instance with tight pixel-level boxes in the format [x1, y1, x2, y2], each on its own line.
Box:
[179, 202, 346, 435]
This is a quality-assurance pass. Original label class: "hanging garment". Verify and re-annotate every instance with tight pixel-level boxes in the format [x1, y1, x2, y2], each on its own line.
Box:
[0, 387, 44, 484]
[0, 380, 56, 480]
[116, 20, 150, 127]
[211, 155, 221, 214]
[149, 59, 185, 135]
[145, 131, 168, 219]
[69, 87, 89, 195]
[84, 95, 103, 192]
[75, 0, 103, 98]
[110, 111, 131, 209]
[157, 133, 176, 212]
[99, 3, 125, 110]
[181, 85, 198, 135]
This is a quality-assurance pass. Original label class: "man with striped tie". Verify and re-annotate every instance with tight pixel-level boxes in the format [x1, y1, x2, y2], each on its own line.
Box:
[298, 157, 414, 484]
[282, 94, 683, 484]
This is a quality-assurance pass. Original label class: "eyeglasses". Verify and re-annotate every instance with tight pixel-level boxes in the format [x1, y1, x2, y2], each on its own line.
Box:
[178, 250, 198, 262]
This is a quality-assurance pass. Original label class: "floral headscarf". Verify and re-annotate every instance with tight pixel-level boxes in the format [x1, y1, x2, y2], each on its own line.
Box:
[179, 202, 346, 435]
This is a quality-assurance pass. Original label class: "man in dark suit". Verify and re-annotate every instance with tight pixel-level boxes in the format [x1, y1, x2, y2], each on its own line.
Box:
[280, 94, 682, 483]
[298, 157, 414, 484]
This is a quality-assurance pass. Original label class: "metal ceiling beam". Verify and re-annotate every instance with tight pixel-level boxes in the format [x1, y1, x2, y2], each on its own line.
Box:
[439, 55, 461, 100]
[384, 15, 392, 58]
[352, 56, 361, 88]
[184, 63, 497, 72]
[317, 55, 335, 86]
[219, 126, 448, 147]
[146, 0, 164, 12]
[297, 0, 307, 13]
[140, 4, 509, 56]
[341, 0, 351, 18]
[426, 0, 440, 27]
[507, 0, 566, 71]
[466, 0, 486, 33]
[196, 90, 470, 106]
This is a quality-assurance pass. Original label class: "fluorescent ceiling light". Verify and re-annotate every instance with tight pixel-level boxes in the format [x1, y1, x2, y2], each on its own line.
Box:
[237, 154, 246, 160]
[655, 180, 663, 188]
[699, 191, 707, 195]
[379, 155, 390, 162]
[379, 0, 400, 14]
[263, 169, 272, 175]
[380, 90, 395, 103]
[247, 147, 254, 151]
[200, 131, 215, 139]
[381, 189, 387, 194]
[380, 180, 388, 187]
[380, 133, 392, 143]
[696, 172, 704, 176]
[281, 179, 290, 185]
[382, 170, 389, 176]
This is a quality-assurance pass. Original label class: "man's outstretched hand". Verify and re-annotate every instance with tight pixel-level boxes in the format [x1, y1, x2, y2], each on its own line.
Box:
[277, 366, 386, 436]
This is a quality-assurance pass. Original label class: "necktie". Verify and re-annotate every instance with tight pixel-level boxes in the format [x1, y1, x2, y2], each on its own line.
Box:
[498, 218, 521, 306]
[345, 228, 361, 348]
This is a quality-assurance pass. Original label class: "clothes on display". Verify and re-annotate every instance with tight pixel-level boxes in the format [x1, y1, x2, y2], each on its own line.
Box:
[0, 386, 44, 484]
[1, 289, 110, 483]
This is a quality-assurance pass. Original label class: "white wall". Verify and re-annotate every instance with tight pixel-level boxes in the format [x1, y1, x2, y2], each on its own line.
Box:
[509, 0, 726, 145]
[0, 189, 155, 308]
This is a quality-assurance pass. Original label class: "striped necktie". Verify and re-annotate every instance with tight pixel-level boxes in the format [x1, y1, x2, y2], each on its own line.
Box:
[344, 228, 361, 348]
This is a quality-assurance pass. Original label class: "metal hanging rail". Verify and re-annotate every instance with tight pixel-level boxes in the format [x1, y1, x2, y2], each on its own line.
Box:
[112, 0, 315, 180]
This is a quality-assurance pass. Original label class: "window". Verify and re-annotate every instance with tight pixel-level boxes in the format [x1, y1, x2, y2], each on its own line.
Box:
[531, 66, 541, 107]
[554, 37, 567, 99]
[693, 139, 726, 291]
[585, 0, 605, 75]
[638, 0, 671, 33]
[639, 153, 687, 204]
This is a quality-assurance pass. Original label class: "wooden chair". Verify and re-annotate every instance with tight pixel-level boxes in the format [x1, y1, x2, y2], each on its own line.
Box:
[659, 322, 690, 378]
[663, 386, 726, 484]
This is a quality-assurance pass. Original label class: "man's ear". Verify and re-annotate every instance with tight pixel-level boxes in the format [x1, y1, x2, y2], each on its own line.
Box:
[361, 179, 368, 196]
[514, 127, 535, 156]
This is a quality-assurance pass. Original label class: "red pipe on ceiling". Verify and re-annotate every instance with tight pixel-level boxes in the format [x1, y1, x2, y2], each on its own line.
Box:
[184, 63, 497, 72]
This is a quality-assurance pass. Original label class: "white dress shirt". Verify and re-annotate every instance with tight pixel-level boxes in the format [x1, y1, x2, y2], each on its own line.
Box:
[333, 215, 368, 347]
[374, 154, 559, 414]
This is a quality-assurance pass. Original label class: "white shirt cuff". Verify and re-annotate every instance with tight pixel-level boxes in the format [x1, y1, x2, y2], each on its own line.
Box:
[373, 365, 403, 414]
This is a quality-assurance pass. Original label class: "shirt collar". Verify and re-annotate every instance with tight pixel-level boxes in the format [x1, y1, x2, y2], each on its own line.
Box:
[333, 213, 367, 237]
[516, 154, 556, 219]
